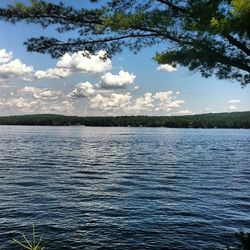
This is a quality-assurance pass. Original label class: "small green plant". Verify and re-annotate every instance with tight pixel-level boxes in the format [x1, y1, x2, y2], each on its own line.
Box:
[13, 225, 45, 250]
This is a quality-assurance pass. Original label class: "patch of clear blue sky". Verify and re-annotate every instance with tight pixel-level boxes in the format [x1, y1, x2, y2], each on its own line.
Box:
[0, 0, 249, 113]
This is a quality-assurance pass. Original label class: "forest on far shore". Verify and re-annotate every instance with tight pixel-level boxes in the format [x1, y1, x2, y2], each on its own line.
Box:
[0, 112, 249, 128]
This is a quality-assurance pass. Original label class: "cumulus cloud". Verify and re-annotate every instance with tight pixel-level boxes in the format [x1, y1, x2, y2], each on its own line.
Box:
[21, 86, 61, 100]
[0, 59, 33, 81]
[228, 100, 240, 111]
[67, 82, 96, 98]
[176, 109, 193, 115]
[157, 64, 177, 72]
[100, 70, 136, 88]
[228, 99, 240, 104]
[39, 100, 73, 114]
[133, 91, 185, 113]
[152, 91, 184, 111]
[88, 90, 185, 114]
[34, 50, 112, 80]
[0, 49, 33, 82]
[1, 84, 186, 115]
[229, 105, 237, 110]
[0, 48, 186, 116]
[34, 67, 71, 79]
[0, 48, 112, 82]
[131, 93, 154, 112]
[165, 100, 185, 108]
[0, 96, 74, 115]
[0, 97, 38, 109]
[0, 86, 72, 115]
[89, 93, 132, 111]
[153, 91, 173, 101]
[57, 50, 112, 74]
[0, 49, 12, 64]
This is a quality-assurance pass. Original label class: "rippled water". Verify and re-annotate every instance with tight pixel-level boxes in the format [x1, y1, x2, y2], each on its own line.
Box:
[0, 126, 249, 249]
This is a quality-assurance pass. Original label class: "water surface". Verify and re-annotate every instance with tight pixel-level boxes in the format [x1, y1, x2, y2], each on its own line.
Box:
[0, 126, 249, 249]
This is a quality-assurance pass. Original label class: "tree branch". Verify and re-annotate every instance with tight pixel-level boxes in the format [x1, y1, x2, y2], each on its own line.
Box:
[205, 46, 250, 73]
[156, 0, 187, 13]
[64, 33, 156, 45]
[226, 34, 250, 56]
[130, 25, 189, 44]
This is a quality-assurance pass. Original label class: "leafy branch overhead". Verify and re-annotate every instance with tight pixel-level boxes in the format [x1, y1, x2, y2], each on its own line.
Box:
[0, 0, 249, 85]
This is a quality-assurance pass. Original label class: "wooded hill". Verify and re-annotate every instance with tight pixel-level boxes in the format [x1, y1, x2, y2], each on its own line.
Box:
[0, 112, 249, 128]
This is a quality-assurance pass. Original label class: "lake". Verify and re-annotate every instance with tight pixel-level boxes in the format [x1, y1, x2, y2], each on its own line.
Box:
[0, 126, 249, 249]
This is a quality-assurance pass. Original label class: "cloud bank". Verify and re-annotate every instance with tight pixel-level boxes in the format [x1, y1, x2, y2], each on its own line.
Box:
[0, 48, 113, 82]
[0, 48, 189, 116]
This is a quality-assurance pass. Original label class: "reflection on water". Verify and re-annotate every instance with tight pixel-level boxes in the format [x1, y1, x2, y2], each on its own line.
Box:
[0, 126, 249, 249]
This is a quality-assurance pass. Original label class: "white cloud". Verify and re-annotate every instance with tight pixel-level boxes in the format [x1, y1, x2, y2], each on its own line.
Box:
[0, 86, 72, 114]
[229, 105, 237, 110]
[0, 59, 33, 81]
[67, 82, 95, 98]
[1, 85, 186, 115]
[0, 84, 13, 88]
[21, 86, 61, 100]
[166, 100, 185, 108]
[153, 91, 173, 101]
[0, 48, 187, 116]
[0, 49, 12, 64]
[131, 91, 185, 113]
[151, 91, 184, 111]
[157, 64, 177, 72]
[131, 93, 154, 112]
[89, 93, 132, 111]
[34, 67, 71, 79]
[228, 99, 240, 104]
[33, 91, 59, 100]
[100, 70, 136, 88]
[176, 109, 193, 115]
[39, 100, 73, 114]
[21, 86, 40, 93]
[88, 90, 185, 114]
[228, 100, 240, 111]
[33, 50, 112, 80]
[0, 97, 38, 109]
[0, 48, 112, 82]
[57, 50, 112, 74]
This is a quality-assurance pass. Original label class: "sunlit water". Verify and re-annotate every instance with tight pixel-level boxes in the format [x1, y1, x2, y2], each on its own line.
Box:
[0, 126, 249, 249]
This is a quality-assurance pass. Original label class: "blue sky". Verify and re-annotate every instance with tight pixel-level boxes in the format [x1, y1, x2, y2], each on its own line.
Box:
[0, 0, 249, 116]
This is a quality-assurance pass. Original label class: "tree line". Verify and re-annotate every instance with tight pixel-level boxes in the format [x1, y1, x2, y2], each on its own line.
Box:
[0, 112, 249, 128]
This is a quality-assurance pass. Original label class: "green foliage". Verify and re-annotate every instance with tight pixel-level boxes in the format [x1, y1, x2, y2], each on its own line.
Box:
[228, 231, 250, 250]
[0, 112, 249, 128]
[232, 0, 250, 15]
[0, 0, 249, 85]
[235, 231, 250, 250]
[10, 225, 250, 249]
[13, 225, 45, 250]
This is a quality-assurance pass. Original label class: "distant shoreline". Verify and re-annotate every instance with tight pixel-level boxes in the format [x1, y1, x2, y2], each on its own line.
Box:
[0, 111, 249, 128]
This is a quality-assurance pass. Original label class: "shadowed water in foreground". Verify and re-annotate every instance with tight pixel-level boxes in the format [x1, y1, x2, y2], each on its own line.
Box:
[0, 126, 249, 249]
